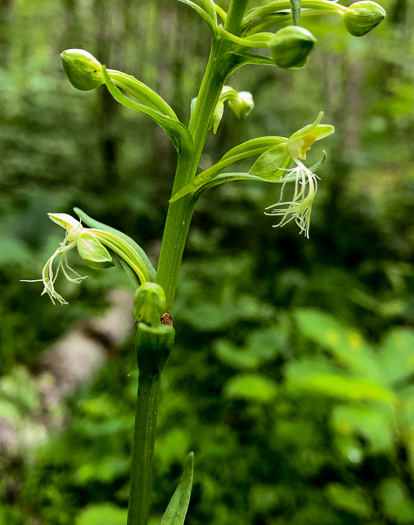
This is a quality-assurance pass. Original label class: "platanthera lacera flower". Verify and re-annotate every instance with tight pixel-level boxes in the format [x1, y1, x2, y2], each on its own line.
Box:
[22, 213, 150, 304]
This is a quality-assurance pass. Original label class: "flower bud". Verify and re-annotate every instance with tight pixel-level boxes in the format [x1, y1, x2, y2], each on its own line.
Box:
[61, 49, 104, 91]
[268, 26, 316, 69]
[133, 283, 166, 327]
[344, 2, 386, 37]
[228, 91, 254, 120]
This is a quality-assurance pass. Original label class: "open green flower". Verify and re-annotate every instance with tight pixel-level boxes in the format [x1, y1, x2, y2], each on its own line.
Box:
[22, 213, 151, 305]
[169, 113, 333, 237]
[250, 112, 333, 236]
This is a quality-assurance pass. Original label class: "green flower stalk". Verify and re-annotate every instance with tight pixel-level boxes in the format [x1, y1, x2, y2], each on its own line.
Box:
[22, 213, 151, 304]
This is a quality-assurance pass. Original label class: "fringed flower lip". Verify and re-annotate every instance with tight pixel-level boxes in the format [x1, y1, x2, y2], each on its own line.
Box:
[265, 160, 319, 239]
[250, 112, 334, 236]
[22, 213, 151, 305]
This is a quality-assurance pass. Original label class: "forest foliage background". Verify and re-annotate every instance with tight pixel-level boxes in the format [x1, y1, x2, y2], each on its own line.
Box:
[1, 0, 414, 523]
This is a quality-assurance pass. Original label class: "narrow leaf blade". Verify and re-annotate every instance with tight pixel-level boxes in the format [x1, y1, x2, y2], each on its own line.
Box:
[160, 452, 194, 525]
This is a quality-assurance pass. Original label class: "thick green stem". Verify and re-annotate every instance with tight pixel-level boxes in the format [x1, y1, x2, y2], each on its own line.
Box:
[127, 368, 161, 525]
[224, 0, 249, 34]
[156, 0, 249, 310]
[127, 325, 174, 525]
[127, 4, 251, 524]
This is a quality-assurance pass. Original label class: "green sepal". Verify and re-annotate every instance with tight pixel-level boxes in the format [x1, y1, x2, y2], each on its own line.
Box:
[102, 67, 192, 154]
[77, 231, 115, 269]
[289, 111, 333, 142]
[136, 323, 175, 377]
[290, 0, 302, 25]
[160, 452, 194, 525]
[74, 208, 156, 283]
[176, 0, 218, 36]
[249, 143, 292, 179]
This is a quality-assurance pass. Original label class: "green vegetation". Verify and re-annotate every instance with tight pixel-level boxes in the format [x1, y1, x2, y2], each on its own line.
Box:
[1, 0, 413, 524]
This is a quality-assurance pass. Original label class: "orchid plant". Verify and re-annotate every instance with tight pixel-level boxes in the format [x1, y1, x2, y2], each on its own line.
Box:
[24, 1, 386, 524]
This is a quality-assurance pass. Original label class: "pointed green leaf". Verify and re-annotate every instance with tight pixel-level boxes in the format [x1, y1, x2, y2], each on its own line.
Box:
[290, 0, 301, 26]
[176, 0, 217, 36]
[102, 67, 192, 154]
[74, 208, 156, 284]
[160, 452, 194, 525]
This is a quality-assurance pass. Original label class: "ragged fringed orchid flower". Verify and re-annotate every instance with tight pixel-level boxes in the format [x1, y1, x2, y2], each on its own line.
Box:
[250, 112, 334, 237]
[22, 213, 151, 305]
[169, 113, 334, 238]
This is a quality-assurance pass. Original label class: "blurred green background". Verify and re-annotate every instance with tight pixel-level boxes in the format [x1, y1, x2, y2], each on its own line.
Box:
[1, 0, 414, 523]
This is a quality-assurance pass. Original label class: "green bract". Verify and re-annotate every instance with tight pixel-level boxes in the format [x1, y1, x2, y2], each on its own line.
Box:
[344, 1, 386, 37]
[61, 49, 104, 91]
[268, 26, 316, 69]
[133, 283, 167, 327]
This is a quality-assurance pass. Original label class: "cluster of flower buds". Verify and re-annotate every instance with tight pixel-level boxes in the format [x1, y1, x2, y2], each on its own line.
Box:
[265, 1, 385, 69]
[218, 1, 386, 71]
